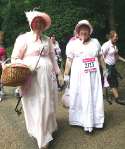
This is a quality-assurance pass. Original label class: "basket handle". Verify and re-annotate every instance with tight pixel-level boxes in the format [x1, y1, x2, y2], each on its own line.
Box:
[0, 58, 11, 65]
[33, 47, 44, 72]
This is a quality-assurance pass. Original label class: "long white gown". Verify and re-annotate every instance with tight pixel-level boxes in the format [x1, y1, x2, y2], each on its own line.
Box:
[11, 31, 59, 148]
[66, 38, 104, 132]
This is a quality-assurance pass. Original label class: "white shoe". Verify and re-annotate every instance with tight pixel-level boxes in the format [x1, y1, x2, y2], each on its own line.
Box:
[84, 127, 93, 133]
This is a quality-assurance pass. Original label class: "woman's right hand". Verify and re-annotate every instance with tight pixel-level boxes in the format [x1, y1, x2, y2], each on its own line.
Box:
[1, 63, 11, 70]
[64, 75, 70, 82]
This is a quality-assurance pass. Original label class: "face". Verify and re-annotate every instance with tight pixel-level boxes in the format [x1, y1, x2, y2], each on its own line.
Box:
[78, 25, 90, 42]
[111, 33, 118, 44]
[50, 35, 56, 42]
[31, 17, 46, 32]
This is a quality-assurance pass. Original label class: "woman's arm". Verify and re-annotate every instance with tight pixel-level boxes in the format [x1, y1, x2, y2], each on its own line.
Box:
[64, 58, 72, 76]
[11, 34, 26, 63]
[64, 39, 75, 79]
[98, 55, 106, 70]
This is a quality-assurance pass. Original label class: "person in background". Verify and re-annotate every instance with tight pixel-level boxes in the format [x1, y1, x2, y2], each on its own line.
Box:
[101, 30, 125, 105]
[11, 10, 63, 149]
[64, 20, 105, 133]
[50, 34, 62, 68]
[0, 31, 6, 101]
[69, 30, 79, 42]
[50, 34, 62, 90]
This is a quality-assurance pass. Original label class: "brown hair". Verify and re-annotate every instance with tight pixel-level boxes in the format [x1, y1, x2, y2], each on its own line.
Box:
[106, 30, 117, 40]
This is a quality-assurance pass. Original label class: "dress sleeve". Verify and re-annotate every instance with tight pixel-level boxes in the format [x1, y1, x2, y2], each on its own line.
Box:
[94, 39, 102, 56]
[49, 39, 60, 74]
[11, 34, 27, 63]
[66, 41, 75, 59]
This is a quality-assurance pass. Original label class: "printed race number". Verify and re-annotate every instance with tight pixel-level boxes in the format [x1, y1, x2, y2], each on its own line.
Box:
[83, 58, 97, 73]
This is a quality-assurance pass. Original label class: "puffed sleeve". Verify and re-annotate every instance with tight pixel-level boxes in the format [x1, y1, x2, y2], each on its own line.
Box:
[49, 39, 60, 74]
[94, 38, 102, 56]
[66, 40, 75, 59]
[11, 34, 27, 63]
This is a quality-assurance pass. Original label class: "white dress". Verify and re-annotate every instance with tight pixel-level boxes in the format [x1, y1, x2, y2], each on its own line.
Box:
[11, 31, 59, 148]
[66, 38, 104, 132]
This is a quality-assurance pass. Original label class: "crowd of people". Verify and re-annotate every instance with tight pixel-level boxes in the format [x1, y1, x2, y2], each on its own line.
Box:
[1, 10, 125, 149]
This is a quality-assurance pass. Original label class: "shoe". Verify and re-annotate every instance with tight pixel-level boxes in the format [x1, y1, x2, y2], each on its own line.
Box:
[106, 99, 112, 105]
[115, 97, 125, 105]
[84, 127, 93, 135]
[85, 131, 93, 135]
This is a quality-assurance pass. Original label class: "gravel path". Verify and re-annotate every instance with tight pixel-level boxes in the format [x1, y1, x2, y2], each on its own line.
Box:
[51, 92, 125, 149]
[0, 84, 125, 149]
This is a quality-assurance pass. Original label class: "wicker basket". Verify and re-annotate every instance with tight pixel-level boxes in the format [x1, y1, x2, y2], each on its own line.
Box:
[1, 63, 32, 87]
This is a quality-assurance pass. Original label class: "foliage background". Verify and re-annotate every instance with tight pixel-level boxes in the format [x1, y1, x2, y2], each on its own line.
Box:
[0, 0, 125, 57]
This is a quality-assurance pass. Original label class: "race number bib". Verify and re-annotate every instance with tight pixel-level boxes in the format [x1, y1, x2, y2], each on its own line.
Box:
[82, 58, 97, 73]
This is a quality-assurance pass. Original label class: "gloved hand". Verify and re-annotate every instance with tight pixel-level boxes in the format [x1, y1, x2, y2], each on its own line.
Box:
[64, 75, 70, 83]
[103, 69, 108, 77]
[58, 72, 64, 86]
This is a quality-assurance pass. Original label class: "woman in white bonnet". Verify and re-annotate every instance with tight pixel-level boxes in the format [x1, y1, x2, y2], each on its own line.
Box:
[11, 10, 63, 149]
[64, 20, 106, 133]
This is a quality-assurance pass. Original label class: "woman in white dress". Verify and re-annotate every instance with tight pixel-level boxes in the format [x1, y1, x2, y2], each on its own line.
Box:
[11, 10, 63, 149]
[64, 20, 106, 133]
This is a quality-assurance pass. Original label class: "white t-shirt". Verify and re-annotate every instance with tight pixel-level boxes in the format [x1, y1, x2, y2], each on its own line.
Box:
[101, 40, 118, 65]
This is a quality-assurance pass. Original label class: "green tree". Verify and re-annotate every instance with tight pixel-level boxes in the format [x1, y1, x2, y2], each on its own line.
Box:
[0, 0, 125, 56]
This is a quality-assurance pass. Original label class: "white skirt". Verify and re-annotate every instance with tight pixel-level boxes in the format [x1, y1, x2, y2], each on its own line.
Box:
[69, 57, 104, 132]
[21, 57, 58, 148]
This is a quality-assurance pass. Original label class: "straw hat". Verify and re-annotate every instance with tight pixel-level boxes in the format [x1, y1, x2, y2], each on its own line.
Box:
[25, 10, 51, 31]
[75, 20, 93, 35]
